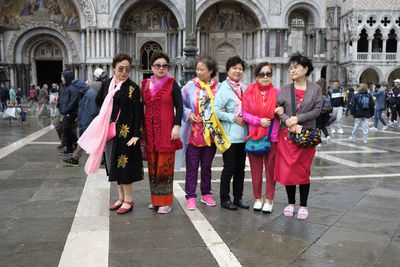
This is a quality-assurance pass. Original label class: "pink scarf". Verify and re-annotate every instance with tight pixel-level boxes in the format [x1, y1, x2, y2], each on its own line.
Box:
[150, 73, 171, 96]
[78, 76, 127, 174]
[227, 77, 243, 116]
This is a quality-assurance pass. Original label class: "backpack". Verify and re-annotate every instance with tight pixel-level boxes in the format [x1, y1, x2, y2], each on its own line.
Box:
[358, 94, 370, 110]
[29, 89, 35, 100]
[322, 95, 332, 110]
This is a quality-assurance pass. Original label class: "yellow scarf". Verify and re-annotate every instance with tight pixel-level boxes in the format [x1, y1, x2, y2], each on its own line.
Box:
[198, 80, 231, 153]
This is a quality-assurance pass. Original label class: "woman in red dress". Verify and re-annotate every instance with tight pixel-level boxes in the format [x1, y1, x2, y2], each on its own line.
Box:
[274, 53, 322, 220]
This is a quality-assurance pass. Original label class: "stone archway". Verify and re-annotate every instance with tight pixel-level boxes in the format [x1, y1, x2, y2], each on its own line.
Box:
[387, 68, 400, 87]
[359, 68, 380, 85]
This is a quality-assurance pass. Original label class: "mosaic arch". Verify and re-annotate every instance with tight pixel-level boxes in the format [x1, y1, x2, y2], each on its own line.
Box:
[120, 1, 178, 31]
[0, 0, 80, 28]
[197, 1, 260, 31]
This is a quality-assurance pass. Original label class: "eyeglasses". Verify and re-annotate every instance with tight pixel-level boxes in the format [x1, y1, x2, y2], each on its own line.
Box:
[117, 66, 131, 73]
[257, 72, 273, 78]
[153, 63, 169, 70]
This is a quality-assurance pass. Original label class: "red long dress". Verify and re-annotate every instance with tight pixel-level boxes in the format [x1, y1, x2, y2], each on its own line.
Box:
[274, 89, 316, 185]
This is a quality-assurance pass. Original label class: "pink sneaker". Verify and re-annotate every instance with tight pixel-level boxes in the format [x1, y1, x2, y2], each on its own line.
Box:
[187, 198, 196, 210]
[201, 194, 216, 206]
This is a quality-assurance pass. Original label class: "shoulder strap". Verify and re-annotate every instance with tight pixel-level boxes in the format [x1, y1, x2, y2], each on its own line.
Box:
[290, 83, 296, 116]
[267, 118, 275, 137]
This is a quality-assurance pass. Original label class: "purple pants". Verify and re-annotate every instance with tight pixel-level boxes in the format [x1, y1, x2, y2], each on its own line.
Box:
[185, 144, 216, 199]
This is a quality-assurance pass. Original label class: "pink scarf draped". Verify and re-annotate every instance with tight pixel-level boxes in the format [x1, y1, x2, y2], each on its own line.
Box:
[150, 73, 171, 96]
[78, 76, 127, 174]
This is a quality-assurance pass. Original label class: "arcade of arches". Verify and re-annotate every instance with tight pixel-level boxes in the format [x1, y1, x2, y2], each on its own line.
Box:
[1, 0, 400, 96]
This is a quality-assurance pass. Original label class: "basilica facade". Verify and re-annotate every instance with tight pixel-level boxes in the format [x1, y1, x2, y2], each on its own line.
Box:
[0, 0, 399, 95]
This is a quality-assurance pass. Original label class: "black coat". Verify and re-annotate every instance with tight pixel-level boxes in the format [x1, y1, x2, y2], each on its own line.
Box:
[96, 77, 144, 184]
[350, 90, 375, 118]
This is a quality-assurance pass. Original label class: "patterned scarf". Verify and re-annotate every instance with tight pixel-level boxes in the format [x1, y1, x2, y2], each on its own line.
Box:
[198, 79, 231, 153]
[227, 77, 243, 116]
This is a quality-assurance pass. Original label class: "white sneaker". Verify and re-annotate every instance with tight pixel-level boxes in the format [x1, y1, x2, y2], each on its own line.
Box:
[331, 129, 336, 134]
[382, 125, 388, 130]
[370, 127, 378, 131]
[253, 201, 263, 211]
[363, 140, 368, 144]
[337, 129, 344, 134]
[388, 123, 394, 128]
[262, 202, 273, 214]
[348, 136, 356, 142]
[326, 136, 331, 144]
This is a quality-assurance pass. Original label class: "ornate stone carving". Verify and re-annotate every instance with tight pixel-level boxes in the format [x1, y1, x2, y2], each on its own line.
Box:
[7, 21, 79, 63]
[97, 0, 109, 14]
[270, 0, 281, 15]
[79, 0, 96, 26]
[347, 64, 356, 85]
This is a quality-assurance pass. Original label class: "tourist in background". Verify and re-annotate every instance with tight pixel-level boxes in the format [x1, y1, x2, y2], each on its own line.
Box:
[329, 81, 345, 134]
[316, 78, 331, 145]
[370, 84, 388, 131]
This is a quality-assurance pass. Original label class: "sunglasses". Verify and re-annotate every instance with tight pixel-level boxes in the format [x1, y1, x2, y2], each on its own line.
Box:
[257, 72, 273, 78]
[153, 63, 169, 70]
[117, 66, 131, 73]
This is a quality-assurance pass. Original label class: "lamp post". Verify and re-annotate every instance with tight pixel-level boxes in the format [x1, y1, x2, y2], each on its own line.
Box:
[180, 0, 198, 85]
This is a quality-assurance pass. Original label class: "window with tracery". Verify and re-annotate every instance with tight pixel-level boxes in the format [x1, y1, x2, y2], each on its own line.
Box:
[140, 41, 162, 71]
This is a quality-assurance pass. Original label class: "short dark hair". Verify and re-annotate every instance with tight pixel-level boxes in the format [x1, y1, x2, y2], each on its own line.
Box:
[254, 62, 272, 77]
[150, 51, 170, 66]
[226, 56, 246, 72]
[289, 52, 314, 76]
[112, 52, 133, 68]
[196, 56, 217, 78]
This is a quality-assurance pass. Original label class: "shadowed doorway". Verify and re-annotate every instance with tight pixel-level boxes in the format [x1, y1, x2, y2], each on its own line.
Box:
[36, 60, 63, 87]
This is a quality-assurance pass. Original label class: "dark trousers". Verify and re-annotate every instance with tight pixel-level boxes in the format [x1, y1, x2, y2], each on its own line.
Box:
[391, 102, 400, 122]
[220, 143, 246, 202]
[185, 144, 216, 199]
[62, 114, 77, 152]
[285, 183, 310, 207]
[316, 112, 330, 138]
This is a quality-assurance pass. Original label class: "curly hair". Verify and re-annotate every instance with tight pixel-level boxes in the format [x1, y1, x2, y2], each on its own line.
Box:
[112, 53, 133, 68]
[289, 52, 314, 77]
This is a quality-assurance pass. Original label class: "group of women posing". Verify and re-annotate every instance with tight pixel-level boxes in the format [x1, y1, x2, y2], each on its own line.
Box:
[81, 51, 322, 220]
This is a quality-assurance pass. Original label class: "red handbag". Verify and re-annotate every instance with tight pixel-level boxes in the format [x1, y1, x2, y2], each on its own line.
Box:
[107, 110, 120, 141]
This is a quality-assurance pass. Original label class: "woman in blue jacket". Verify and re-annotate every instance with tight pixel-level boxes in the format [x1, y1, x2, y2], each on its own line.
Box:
[214, 56, 249, 210]
[370, 84, 388, 131]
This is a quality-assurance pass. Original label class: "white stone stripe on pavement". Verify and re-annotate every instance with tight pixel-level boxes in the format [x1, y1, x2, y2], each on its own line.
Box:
[0, 125, 53, 160]
[173, 182, 242, 267]
[29, 141, 61, 145]
[58, 170, 110, 267]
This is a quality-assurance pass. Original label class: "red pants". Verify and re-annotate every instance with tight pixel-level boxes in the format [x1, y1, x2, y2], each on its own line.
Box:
[248, 142, 277, 200]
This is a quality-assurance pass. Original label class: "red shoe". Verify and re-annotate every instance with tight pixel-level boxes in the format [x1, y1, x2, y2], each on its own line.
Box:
[109, 199, 124, 210]
[116, 201, 134, 214]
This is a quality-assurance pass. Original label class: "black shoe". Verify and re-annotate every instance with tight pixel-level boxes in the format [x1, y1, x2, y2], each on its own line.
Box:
[63, 158, 79, 167]
[233, 199, 250, 209]
[57, 144, 65, 149]
[59, 150, 74, 156]
[221, 200, 237, 210]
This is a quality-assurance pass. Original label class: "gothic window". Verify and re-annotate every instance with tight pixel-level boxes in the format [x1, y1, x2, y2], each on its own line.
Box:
[140, 41, 162, 74]
[372, 29, 382, 52]
[358, 29, 368, 52]
[387, 29, 397, 53]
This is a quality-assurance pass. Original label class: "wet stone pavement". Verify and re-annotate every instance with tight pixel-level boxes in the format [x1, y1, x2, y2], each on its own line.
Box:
[0, 114, 399, 267]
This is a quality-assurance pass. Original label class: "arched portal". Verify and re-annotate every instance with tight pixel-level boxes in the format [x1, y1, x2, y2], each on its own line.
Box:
[387, 68, 400, 87]
[118, 0, 180, 82]
[140, 41, 162, 79]
[359, 68, 379, 85]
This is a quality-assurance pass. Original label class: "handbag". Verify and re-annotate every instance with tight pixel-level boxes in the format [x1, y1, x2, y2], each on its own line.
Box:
[290, 83, 321, 148]
[2, 107, 18, 120]
[107, 110, 121, 141]
[245, 118, 275, 156]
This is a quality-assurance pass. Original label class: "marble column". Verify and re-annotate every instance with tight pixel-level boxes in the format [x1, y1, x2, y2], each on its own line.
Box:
[9, 67, 15, 88]
[276, 31, 281, 57]
[196, 28, 200, 53]
[111, 29, 115, 56]
[0, 32, 4, 61]
[96, 30, 100, 58]
[368, 37, 373, 60]
[80, 31, 86, 62]
[382, 37, 388, 60]
[314, 30, 320, 57]
[306, 34, 311, 57]
[16, 65, 22, 89]
[275, 64, 281, 88]
[86, 29, 90, 58]
[74, 66, 79, 79]
[283, 30, 289, 57]
[265, 30, 270, 57]
[320, 30, 326, 57]
[116, 30, 121, 54]
[105, 30, 110, 58]
[315, 67, 321, 81]
[91, 29, 95, 58]
[257, 29, 261, 58]
[87, 65, 93, 82]
[101, 30, 105, 58]
[352, 38, 359, 60]
[178, 29, 182, 57]
[261, 29, 266, 57]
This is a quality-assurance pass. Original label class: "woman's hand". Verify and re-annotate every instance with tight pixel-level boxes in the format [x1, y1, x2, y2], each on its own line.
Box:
[275, 106, 284, 116]
[288, 124, 297, 133]
[260, 118, 271, 128]
[285, 116, 298, 128]
[235, 116, 246, 127]
[189, 112, 201, 123]
[171, 125, 180, 140]
[127, 137, 139, 146]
